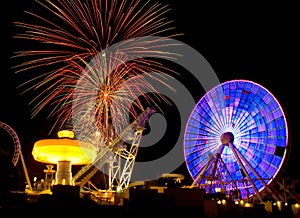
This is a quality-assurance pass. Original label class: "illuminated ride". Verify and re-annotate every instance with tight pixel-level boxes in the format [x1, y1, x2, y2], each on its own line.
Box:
[32, 129, 97, 186]
[0, 121, 32, 192]
[183, 80, 289, 202]
[72, 107, 156, 193]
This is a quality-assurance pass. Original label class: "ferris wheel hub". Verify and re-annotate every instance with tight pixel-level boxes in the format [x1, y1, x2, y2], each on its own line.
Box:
[220, 132, 234, 145]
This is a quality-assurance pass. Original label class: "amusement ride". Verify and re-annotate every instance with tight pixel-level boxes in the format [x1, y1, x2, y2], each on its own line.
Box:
[184, 79, 294, 203]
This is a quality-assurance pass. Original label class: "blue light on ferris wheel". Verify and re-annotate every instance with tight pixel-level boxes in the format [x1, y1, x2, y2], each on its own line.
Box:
[184, 79, 289, 200]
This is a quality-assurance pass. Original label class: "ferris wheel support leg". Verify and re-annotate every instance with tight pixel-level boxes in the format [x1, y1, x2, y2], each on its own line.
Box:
[191, 144, 225, 188]
[276, 179, 298, 202]
[190, 154, 214, 188]
[228, 142, 263, 202]
[229, 142, 284, 202]
[208, 145, 225, 179]
[218, 152, 239, 190]
[208, 153, 222, 193]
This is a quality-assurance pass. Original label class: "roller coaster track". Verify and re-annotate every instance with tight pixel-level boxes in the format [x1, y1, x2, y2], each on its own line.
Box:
[73, 107, 156, 188]
[0, 121, 32, 191]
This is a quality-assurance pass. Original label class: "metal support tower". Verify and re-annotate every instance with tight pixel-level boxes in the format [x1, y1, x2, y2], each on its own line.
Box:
[73, 107, 156, 191]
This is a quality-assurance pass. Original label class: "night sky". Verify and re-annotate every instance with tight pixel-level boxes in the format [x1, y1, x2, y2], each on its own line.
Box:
[0, 0, 299, 186]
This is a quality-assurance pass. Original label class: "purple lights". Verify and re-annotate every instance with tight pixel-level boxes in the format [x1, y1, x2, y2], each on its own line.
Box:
[184, 80, 289, 200]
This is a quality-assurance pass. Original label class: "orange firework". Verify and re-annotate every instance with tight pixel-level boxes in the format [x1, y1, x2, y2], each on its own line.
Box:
[11, 0, 180, 142]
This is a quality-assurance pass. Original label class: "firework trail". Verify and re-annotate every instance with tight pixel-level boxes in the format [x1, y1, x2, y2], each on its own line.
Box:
[11, 0, 181, 141]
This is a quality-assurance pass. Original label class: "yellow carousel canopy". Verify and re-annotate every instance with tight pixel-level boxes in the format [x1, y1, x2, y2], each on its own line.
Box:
[32, 138, 97, 165]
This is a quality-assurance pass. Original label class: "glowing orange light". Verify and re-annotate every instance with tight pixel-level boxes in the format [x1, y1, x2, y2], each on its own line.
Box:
[32, 131, 97, 186]
[32, 138, 97, 165]
[57, 129, 75, 139]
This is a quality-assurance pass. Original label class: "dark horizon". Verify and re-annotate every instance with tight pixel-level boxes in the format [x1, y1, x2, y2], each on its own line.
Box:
[0, 0, 299, 189]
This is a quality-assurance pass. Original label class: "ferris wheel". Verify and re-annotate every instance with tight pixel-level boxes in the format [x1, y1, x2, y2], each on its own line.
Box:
[183, 79, 289, 201]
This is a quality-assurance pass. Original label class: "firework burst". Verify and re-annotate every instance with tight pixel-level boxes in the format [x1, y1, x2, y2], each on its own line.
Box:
[11, 0, 181, 142]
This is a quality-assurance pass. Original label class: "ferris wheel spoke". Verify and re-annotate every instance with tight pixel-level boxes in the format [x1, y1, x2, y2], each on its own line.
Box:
[228, 142, 266, 201]
[202, 96, 225, 131]
[191, 108, 222, 136]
